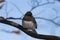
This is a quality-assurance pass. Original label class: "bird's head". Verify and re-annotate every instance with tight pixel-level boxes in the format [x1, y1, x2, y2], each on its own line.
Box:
[25, 11, 32, 16]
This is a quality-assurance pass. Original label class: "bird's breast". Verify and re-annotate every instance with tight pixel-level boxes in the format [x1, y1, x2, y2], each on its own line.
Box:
[23, 21, 35, 29]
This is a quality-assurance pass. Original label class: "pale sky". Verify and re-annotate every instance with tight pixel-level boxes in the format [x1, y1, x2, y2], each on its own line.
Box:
[0, 0, 60, 40]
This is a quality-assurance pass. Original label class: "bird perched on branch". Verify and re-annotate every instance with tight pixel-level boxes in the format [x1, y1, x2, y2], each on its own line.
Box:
[22, 11, 37, 33]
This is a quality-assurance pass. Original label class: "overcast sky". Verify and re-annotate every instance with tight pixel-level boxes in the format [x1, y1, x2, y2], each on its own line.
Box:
[0, 0, 60, 40]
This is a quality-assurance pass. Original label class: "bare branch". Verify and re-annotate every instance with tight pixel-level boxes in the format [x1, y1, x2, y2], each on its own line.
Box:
[0, 28, 21, 34]
[0, 0, 5, 3]
[35, 17, 60, 26]
[0, 17, 60, 40]
[6, 17, 22, 20]
[57, 0, 60, 2]
[6, 16, 60, 26]
[29, 0, 55, 11]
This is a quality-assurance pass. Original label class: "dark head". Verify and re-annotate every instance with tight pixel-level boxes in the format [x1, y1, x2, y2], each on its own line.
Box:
[25, 11, 32, 16]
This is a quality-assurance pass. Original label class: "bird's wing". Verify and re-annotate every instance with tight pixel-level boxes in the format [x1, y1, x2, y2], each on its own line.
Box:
[32, 17, 37, 29]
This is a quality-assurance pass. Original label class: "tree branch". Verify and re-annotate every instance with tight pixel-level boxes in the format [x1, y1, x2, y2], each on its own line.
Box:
[0, 17, 60, 40]
[29, 0, 55, 11]
[7, 17, 60, 26]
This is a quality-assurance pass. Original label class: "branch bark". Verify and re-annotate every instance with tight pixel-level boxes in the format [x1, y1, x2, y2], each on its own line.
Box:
[0, 17, 60, 40]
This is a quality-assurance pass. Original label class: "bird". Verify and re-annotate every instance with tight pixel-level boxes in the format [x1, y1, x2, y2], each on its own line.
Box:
[22, 11, 37, 33]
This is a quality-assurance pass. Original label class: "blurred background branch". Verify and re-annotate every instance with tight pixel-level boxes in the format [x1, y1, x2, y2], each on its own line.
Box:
[0, 28, 21, 35]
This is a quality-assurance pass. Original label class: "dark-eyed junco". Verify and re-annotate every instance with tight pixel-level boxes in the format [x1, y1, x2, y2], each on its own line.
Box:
[22, 11, 37, 33]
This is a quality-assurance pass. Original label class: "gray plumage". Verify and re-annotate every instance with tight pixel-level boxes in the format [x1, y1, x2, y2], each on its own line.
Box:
[22, 11, 37, 33]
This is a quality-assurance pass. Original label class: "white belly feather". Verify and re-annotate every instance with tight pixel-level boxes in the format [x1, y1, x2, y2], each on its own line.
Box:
[23, 21, 35, 29]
